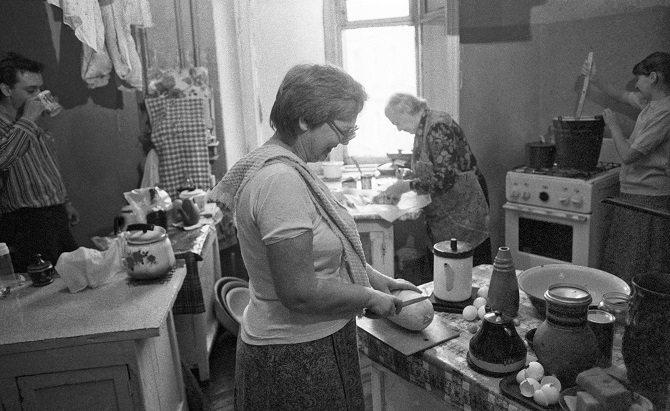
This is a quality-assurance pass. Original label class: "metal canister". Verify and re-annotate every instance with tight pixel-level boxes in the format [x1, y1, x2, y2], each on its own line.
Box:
[37, 90, 63, 117]
[588, 309, 615, 368]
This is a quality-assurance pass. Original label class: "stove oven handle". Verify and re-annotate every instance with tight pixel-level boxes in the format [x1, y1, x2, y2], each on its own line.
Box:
[503, 203, 588, 222]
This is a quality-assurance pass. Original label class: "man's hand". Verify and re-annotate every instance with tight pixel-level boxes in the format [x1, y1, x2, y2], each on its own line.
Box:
[65, 202, 80, 226]
[21, 96, 45, 123]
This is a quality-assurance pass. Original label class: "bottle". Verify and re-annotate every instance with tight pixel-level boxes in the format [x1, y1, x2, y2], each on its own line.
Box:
[0, 243, 23, 295]
[486, 246, 519, 317]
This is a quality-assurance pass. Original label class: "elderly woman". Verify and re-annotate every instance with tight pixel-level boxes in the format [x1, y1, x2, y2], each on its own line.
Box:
[378, 93, 491, 265]
[209, 64, 420, 410]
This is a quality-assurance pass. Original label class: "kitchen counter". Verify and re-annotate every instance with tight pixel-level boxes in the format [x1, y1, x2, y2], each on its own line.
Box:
[0, 263, 188, 410]
[357, 264, 628, 411]
[603, 195, 670, 219]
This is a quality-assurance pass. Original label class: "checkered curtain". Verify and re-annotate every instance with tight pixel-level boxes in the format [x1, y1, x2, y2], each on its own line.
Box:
[145, 96, 211, 198]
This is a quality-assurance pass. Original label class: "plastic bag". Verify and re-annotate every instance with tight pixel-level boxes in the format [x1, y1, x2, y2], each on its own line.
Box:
[55, 236, 126, 293]
[123, 186, 172, 224]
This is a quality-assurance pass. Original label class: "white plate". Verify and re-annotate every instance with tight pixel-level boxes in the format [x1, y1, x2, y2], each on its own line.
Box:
[171, 221, 204, 231]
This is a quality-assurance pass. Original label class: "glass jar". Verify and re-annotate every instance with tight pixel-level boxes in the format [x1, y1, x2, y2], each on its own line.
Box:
[597, 291, 631, 327]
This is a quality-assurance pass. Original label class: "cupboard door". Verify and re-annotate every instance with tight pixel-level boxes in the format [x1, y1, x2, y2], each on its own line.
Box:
[17, 365, 133, 411]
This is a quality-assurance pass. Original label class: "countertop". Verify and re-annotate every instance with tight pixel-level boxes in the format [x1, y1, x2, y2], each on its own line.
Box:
[356, 264, 627, 410]
[0, 262, 187, 355]
[603, 196, 670, 219]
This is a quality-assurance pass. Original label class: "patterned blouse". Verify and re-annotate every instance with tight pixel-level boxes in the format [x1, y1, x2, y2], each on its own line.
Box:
[411, 110, 484, 197]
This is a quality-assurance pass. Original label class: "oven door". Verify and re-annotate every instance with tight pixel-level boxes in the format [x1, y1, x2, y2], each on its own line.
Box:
[504, 202, 594, 270]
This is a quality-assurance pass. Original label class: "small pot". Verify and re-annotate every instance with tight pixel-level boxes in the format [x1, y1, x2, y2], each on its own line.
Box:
[525, 142, 556, 170]
[179, 188, 207, 209]
[26, 254, 55, 287]
[124, 224, 176, 280]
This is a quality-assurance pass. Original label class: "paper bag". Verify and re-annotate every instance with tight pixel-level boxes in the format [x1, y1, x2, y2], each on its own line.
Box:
[55, 236, 126, 293]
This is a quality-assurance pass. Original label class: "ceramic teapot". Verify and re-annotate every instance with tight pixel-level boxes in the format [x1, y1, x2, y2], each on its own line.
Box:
[124, 224, 176, 280]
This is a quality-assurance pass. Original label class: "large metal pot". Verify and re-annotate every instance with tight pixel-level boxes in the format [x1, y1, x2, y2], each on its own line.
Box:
[124, 224, 176, 280]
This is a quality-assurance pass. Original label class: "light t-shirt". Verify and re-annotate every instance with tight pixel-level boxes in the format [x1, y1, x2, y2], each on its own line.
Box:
[234, 162, 352, 345]
[619, 93, 670, 196]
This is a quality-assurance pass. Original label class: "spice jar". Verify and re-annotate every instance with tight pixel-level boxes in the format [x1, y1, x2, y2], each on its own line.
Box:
[533, 283, 598, 387]
[597, 291, 631, 327]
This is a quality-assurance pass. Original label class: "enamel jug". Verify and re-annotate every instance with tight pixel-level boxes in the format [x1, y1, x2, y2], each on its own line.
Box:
[432, 238, 473, 302]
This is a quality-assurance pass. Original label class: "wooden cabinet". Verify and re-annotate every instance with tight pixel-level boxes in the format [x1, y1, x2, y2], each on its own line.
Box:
[0, 267, 188, 410]
[356, 218, 395, 277]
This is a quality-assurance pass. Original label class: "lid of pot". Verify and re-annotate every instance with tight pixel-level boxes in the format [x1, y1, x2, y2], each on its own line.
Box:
[126, 224, 167, 245]
[27, 254, 52, 273]
[545, 283, 592, 305]
[433, 238, 474, 259]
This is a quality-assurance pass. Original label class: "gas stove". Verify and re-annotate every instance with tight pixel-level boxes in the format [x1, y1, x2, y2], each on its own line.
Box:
[506, 162, 621, 214]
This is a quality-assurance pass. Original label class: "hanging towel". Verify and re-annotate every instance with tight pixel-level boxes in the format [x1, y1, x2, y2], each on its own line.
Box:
[140, 149, 160, 188]
[145, 96, 211, 198]
[99, 0, 143, 90]
[48, 0, 104, 52]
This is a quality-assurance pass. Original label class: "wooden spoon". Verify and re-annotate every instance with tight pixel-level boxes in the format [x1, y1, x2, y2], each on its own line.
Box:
[574, 51, 594, 118]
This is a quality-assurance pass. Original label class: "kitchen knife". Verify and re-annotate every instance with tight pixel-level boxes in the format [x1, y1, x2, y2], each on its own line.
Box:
[363, 295, 430, 318]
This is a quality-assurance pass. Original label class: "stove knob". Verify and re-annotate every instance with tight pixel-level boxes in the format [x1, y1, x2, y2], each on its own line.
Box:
[571, 195, 584, 206]
[559, 196, 570, 205]
[522, 191, 531, 200]
[539, 192, 549, 202]
[511, 188, 520, 199]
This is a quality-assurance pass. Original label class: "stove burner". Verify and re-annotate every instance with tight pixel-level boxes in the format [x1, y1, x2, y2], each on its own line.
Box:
[512, 162, 620, 180]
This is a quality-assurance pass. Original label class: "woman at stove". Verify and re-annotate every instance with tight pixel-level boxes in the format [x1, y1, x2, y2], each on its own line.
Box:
[582, 52, 670, 282]
[377, 93, 491, 266]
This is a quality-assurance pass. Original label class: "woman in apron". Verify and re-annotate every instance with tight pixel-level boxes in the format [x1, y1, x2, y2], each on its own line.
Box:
[378, 93, 491, 265]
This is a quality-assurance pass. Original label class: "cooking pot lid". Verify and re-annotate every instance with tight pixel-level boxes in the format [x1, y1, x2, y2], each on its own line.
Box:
[127, 224, 167, 244]
[433, 238, 474, 259]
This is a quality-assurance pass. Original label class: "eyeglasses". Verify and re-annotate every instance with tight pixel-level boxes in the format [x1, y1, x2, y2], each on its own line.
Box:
[327, 120, 358, 145]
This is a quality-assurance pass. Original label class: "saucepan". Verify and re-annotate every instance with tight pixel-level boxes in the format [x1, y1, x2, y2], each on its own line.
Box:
[525, 142, 556, 170]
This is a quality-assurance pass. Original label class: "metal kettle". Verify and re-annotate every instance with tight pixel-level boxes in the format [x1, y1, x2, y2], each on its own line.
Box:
[467, 310, 527, 377]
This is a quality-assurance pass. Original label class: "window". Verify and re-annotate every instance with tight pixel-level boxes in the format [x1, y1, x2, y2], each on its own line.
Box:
[325, 0, 417, 164]
[324, 0, 460, 166]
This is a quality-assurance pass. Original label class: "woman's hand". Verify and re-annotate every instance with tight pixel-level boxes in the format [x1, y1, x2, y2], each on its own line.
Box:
[367, 264, 422, 294]
[365, 289, 403, 318]
[380, 179, 411, 198]
[602, 108, 619, 130]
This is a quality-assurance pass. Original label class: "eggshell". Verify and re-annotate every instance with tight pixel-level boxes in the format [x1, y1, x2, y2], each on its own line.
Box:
[519, 378, 540, 397]
[526, 361, 544, 381]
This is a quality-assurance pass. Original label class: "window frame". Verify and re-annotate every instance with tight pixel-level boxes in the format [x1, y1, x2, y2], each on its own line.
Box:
[323, 0, 460, 166]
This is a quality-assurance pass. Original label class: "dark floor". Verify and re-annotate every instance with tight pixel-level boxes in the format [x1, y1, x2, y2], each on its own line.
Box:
[194, 327, 372, 411]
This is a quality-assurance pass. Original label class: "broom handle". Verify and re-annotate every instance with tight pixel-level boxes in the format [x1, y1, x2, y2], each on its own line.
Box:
[575, 52, 594, 118]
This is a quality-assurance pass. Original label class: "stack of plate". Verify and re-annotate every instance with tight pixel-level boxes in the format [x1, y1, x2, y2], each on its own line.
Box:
[214, 276, 250, 336]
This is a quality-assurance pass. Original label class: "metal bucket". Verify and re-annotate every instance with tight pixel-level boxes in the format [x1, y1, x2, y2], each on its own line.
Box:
[552, 116, 604, 170]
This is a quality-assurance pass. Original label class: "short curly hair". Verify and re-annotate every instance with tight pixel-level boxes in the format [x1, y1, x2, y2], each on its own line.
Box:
[0, 52, 43, 89]
[385, 93, 428, 116]
[633, 51, 670, 88]
[270, 64, 367, 144]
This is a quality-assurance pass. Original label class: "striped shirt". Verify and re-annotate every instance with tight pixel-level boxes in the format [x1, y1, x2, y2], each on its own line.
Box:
[0, 111, 68, 213]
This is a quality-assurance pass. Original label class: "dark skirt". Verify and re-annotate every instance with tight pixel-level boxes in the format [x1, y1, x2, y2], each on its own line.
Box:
[600, 193, 670, 283]
[234, 320, 365, 411]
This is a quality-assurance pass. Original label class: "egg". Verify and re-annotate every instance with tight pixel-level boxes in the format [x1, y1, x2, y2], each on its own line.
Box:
[467, 323, 479, 334]
[540, 384, 560, 405]
[515, 369, 526, 384]
[533, 388, 550, 406]
[462, 305, 478, 321]
[473, 297, 487, 309]
[540, 375, 561, 392]
[519, 378, 540, 398]
[525, 361, 544, 381]
[477, 286, 489, 298]
[477, 305, 487, 319]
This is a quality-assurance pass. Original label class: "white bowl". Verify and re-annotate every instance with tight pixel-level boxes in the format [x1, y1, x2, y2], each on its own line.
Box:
[225, 286, 250, 324]
[518, 264, 631, 316]
[214, 277, 248, 335]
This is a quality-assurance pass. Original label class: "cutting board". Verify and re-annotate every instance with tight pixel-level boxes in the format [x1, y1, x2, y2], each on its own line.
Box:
[356, 314, 459, 356]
